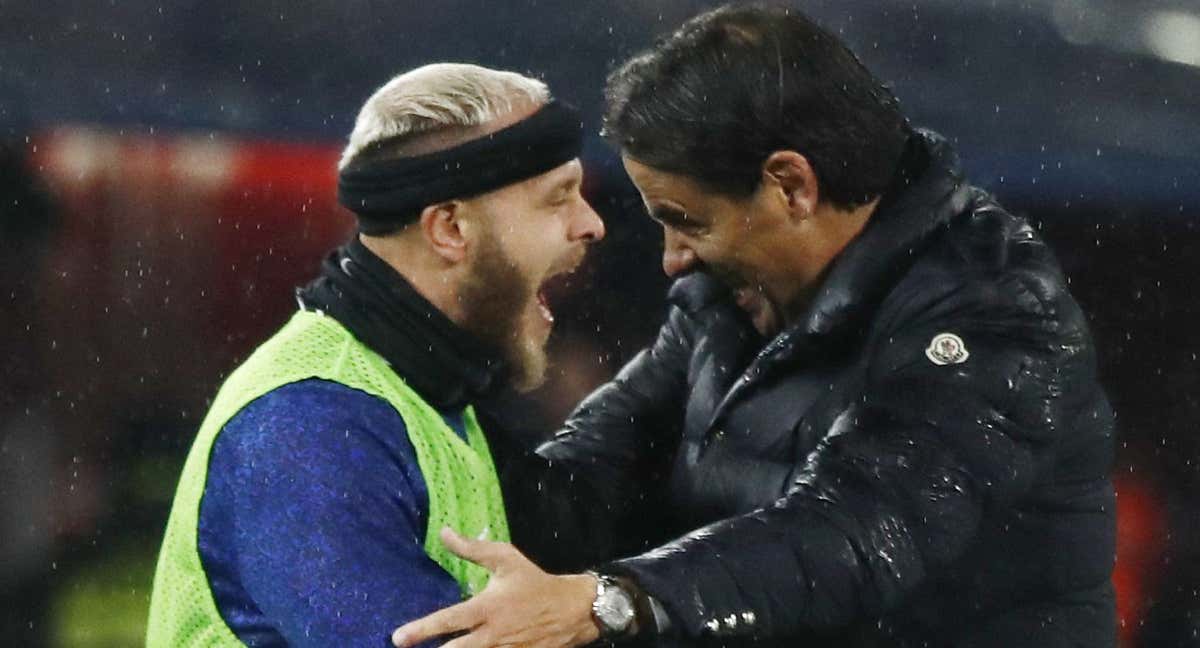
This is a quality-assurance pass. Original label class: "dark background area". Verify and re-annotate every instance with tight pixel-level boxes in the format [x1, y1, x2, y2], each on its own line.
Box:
[2, 1, 1198, 645]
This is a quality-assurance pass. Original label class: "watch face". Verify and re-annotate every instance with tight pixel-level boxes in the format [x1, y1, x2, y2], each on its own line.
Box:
[597, 581, 636, 632]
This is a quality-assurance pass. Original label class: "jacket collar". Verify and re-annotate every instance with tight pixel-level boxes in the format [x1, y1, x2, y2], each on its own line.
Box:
[797, 128, 971, 343]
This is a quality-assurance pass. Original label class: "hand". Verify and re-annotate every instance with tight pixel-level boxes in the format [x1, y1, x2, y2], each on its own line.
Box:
[391, 527, 601, 648]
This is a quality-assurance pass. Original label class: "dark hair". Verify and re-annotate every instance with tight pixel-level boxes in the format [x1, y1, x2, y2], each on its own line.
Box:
[603, 4, 910, 209]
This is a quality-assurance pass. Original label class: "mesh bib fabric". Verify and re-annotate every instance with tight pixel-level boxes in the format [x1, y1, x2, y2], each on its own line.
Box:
[146, 310, 510, 647]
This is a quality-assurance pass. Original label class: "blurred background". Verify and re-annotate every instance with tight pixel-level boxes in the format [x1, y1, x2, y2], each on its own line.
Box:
[2, 0, 1198, 645]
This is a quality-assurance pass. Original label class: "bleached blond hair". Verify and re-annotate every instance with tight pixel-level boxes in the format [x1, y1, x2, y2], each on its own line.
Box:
[339, 63, 551, 170]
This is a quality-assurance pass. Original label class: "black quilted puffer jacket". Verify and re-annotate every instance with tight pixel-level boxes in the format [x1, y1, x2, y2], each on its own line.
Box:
[501, 131, 1116, 647]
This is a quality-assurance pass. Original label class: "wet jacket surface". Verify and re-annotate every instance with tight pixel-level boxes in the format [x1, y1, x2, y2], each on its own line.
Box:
[523, 131, 1117, 647]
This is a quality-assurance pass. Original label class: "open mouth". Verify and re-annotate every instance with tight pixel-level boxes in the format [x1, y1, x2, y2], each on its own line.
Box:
[728, 284, 782, 337]
[536, 265, 582, 325]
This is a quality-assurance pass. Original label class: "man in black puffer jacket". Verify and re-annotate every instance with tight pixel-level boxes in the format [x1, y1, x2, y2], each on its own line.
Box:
[391, 6, 1115, 648]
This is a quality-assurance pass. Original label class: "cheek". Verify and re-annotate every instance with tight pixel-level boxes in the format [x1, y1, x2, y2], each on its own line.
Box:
[728, 227, 782, 278]
[511, 211, 561, 250]
[496, 231, 547, 277]
[526, 224, 571, 270]
[697, 239, 750, 277]
[517, 250, 556, 298]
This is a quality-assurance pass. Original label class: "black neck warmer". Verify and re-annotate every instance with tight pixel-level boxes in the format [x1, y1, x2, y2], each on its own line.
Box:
[295, 237, 509, 410]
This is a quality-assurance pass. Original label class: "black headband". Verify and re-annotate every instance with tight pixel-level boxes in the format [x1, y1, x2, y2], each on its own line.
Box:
[338, 100, 584, 234]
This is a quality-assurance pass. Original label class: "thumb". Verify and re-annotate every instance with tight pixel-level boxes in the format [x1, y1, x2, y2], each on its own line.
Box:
[440, 526, 514, 572]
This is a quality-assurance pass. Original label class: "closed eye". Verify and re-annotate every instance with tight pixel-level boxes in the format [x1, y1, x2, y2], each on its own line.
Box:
[649, 206, 708, 235]
[650, 206, 691, 228]
[545, 177, 582, 207]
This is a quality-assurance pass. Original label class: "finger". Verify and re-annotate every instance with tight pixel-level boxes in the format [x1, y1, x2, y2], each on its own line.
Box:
[440, 526, 516, 572]
[392, 601, 481, 647]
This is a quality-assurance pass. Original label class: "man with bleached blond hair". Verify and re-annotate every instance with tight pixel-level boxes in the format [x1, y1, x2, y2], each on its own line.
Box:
[146, 63, 604, 647]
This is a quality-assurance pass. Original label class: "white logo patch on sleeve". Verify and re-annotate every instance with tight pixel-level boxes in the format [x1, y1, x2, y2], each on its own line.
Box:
[926, 332, 970, 365]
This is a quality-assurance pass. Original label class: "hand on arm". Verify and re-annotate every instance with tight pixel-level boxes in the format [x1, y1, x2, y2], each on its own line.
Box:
[392, 528, 601, 648]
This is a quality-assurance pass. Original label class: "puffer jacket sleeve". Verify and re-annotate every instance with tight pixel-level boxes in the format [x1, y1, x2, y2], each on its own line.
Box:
[603, 265, 1095, 639]
[503, 274, 728, 570]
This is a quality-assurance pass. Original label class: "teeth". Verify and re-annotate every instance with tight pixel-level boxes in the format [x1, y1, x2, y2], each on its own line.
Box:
[536, 290, 554, 323]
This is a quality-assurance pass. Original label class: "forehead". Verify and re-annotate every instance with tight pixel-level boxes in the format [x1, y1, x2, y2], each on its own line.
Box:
[620, 155, 710, 204]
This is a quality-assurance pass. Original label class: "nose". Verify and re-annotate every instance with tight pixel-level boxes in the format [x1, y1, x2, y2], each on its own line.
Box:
[570, 199, 606, 244]
[661, 228, 698, 277]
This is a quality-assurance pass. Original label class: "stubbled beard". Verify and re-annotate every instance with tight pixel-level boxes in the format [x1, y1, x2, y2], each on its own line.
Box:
[458, 230, 548, 393]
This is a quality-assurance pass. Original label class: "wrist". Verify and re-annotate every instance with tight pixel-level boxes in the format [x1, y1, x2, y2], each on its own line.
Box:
[567, 573, 603, 644]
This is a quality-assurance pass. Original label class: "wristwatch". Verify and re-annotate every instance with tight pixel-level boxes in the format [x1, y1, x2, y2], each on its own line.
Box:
[588, 572, 637, 637]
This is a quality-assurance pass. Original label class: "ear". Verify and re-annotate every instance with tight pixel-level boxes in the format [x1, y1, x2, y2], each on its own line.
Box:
[418, 201, 468, 264]
[762, 151, 819, 221]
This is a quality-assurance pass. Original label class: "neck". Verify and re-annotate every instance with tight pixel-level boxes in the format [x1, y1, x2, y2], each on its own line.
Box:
[780, 197, 879, 326]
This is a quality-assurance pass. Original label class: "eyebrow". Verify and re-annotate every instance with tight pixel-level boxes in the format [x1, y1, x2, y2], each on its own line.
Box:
[546, 176, 580, 201]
